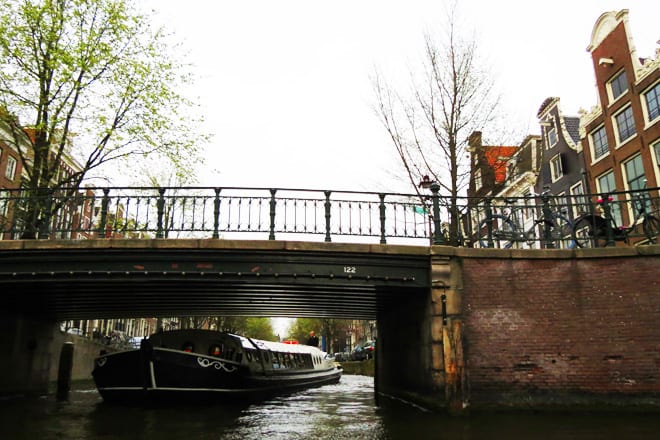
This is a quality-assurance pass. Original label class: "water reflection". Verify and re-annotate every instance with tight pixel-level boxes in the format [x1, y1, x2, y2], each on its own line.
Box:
[224, 375, 386, 440]
[0, 375, 659, 440]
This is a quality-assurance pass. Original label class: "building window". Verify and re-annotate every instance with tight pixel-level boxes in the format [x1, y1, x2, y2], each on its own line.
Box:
[589, 125, 609, 160]
[0, 190, 8, 217]
[596, 170, 623, 226]
[550, 154, 563, 182]
[608, 70, 628, 102]
[474, 169, 482, 191]
[642, 81, 660, 123]
[654, 139, 660, 166]
[623, 153, 651, 214]
[570, 182, 587, 218]
[5, 156, 17, 181]
[613, 106, 636, 144]
[623, 153, 646, 191]
[547, 127, 557, 147]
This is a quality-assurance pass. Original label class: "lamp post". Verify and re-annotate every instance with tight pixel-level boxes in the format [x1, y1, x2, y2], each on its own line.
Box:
[418, 176, 446, 245]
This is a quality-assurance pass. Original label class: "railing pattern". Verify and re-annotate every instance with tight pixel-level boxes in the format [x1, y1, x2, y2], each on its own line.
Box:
[0, 186, 658, 247]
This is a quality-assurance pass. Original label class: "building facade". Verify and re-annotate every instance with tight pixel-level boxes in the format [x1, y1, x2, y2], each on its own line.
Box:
[0, 119, 25, 239]
[537, 97, 587, 220]
[580, 9, 659, 229]
[466, 131, 518, 246]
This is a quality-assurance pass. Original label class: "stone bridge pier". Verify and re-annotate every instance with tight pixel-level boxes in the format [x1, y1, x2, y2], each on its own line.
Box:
[375, 249, 466, 414]
[376, 245, 659, 414]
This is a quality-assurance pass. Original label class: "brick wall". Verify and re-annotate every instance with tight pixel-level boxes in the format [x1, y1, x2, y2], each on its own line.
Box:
[460, 251, 659, 408]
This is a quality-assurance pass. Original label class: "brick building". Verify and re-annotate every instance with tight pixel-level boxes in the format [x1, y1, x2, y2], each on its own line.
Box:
[579, 9, 659, 221]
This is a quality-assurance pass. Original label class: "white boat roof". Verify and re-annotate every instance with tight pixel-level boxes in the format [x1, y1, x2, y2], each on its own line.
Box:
[235, 334, 325, 355]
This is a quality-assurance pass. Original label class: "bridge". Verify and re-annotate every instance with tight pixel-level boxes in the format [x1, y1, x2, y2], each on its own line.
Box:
[1, 239, 430, 320]
[1, 186, 659, 413]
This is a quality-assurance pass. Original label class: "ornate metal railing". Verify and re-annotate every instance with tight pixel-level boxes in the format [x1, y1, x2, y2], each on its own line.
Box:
[0, 186, 658, 247]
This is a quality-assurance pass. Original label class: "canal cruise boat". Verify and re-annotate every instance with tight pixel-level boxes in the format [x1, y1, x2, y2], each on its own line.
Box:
[92, 329, 342, 402]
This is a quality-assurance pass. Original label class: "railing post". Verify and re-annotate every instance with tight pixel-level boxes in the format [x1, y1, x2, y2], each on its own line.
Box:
[378, 193, 387, 244]
[324, 190, 332, 242]
[97, 188, 110, 238]
[212, 188, 221, 239]
[269, 189, 277, 240]
[430, 182, 445, 245]
[37, 188, 53, 239]
[601, 193, 615, 247]
[484, 197, 494, 248]
[540, 192, 554, 249]
[156, 188, 165, 239]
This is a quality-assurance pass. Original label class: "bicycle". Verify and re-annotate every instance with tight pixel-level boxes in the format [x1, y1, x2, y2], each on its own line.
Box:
[572, 191, 659, 247]
[478, 190, 575, 249]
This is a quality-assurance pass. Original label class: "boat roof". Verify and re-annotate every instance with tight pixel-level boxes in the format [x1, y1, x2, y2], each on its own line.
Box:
[148, 329, 326, 355]
[241, 336, 324, 355]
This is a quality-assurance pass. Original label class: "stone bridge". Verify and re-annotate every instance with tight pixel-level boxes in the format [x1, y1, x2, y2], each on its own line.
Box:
[1, 239, 658, 413]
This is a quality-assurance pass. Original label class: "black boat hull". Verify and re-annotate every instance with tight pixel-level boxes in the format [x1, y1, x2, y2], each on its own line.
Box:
[93, 345, 342, 403]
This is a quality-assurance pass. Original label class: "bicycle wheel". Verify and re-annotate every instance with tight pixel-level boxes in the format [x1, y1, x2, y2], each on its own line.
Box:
[478, 215, 516, 248]
[573, 216, 608, 248]
[543, 215, 575, 249]
[642, 215, 659, 244]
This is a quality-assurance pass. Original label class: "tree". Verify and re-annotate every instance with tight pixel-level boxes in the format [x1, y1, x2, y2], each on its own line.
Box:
[182, 316, 278, 341]
[0, 0, 205, 238]
[373, 3, 501, 245]
[287, 318, 354, 353]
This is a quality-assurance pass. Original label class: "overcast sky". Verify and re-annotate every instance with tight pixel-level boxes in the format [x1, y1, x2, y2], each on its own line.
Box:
[144, 0, 659, 194]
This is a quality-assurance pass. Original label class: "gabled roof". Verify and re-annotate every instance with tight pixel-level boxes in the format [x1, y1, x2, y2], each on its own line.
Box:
[483, 146, 518, 184]
[564, 117, 580, 144]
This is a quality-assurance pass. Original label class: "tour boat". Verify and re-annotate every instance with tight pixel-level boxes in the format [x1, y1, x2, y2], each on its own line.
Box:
[92, 329, 342, 402]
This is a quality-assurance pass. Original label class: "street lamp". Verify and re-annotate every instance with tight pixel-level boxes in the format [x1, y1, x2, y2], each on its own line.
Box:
[418, 176, 446, 245]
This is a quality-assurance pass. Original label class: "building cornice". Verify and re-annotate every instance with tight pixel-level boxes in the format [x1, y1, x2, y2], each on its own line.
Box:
[496, 171, 538, 198]
[579, 105, 603, 139]
[636, 50, 660, 84]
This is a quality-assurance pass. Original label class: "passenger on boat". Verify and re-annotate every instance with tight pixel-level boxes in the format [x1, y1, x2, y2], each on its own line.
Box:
[306, 331, 319, 347]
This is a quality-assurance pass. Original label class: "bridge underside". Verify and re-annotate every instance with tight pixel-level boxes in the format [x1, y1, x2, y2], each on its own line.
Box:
[0, 240, 430, 321]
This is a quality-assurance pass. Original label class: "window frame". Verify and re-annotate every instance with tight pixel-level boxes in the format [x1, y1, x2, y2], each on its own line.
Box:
[0, 189, 8, 218]
[613, 105, 636, 146]
[589, 125, 609, 161]
[596, 170, 623, 226]
[641, 80, 660, 127]
[549, 154, 563, 182]
[5, 156, 17, 181]
[547, 127, 558, 147]
[623, 153, 646, 192]
[608, 69, 628, 103]
[474, 168, 482, 191]
[569, 182, 587, 218]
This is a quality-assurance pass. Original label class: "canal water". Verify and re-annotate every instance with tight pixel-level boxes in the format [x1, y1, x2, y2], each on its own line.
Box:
[1, 375, 658, 439]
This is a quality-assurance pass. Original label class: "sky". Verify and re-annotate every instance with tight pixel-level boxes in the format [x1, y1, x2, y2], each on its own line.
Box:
[143, 1, 658, 196]
[140, 1, 659, 335]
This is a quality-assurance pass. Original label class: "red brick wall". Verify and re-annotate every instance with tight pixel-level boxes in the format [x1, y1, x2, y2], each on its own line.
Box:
[461, 255, 659, 407]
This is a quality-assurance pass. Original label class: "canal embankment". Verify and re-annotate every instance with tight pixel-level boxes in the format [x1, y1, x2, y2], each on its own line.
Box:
[339, 359, 374, 376]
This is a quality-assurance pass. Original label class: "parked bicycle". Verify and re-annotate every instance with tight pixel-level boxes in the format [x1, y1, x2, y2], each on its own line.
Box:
[478, 190, 575, 249]
[572, 191, 659, 247]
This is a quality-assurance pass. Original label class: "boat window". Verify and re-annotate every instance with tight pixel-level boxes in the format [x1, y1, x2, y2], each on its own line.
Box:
[182, 341, 194, 353]
[209, 344, 223, 357]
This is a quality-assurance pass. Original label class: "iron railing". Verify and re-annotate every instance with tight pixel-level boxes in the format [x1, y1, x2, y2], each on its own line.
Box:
[0, 186, 658, 247]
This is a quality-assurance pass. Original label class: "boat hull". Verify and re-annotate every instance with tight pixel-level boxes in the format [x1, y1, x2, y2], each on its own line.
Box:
[93, 345, 342, 403]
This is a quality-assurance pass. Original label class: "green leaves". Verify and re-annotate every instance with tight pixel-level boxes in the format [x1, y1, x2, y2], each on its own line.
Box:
[0, 0, 206, 189]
